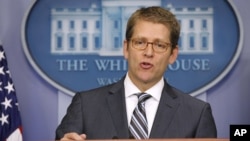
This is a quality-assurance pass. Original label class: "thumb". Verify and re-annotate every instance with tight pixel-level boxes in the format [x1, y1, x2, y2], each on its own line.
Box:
[80, 134, 87, 139]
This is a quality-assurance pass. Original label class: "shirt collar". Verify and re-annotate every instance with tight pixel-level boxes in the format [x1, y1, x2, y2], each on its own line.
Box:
[124, 73, 164, 101]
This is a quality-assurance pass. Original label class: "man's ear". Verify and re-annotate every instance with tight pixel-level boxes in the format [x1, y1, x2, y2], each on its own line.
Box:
[169, 46, 179, 64]
[123, 40, 129, 60]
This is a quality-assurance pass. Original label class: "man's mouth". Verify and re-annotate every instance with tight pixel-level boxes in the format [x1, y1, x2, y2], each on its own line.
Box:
[140, 62, 153, 69]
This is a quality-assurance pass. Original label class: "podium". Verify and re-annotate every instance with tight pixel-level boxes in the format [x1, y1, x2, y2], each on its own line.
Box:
[86, 139, 229, 141]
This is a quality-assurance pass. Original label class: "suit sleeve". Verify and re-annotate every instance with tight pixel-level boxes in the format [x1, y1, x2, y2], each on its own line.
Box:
[195, 103, 217, 138]
[55, 93, 84, 140]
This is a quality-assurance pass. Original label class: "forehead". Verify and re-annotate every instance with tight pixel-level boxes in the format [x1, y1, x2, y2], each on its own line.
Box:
[132, 20, 170, 41]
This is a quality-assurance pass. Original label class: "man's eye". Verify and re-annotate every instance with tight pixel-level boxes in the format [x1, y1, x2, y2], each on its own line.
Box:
[135, 40, 144, 45]
[156, 43, 166, 48]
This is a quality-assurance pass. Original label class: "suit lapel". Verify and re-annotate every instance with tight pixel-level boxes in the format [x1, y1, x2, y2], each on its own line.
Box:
[106, 78, 130, 138]
[104, 78, 181, 138]
[150, 82, 180, 138]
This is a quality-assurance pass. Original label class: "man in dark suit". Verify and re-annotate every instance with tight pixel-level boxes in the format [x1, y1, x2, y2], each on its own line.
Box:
[56, 6, 217, 140]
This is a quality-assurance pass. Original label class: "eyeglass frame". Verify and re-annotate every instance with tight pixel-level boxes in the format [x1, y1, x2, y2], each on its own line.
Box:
[128, 38, 172, 53]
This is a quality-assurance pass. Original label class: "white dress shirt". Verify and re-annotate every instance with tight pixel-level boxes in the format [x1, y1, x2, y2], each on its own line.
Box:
[124, 73, 164, 135]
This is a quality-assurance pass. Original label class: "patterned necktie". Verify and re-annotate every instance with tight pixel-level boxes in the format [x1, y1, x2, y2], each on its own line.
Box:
[129, 93, 151, 139]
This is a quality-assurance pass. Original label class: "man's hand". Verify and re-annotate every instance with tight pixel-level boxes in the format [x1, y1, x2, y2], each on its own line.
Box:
[60, 132, 87, 141]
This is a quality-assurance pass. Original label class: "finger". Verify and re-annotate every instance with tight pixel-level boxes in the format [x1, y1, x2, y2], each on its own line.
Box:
[61, 132, 84, 141]
[80, 134, 87, 139]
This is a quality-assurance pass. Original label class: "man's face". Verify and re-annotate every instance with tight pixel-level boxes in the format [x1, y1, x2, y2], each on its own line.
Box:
[123, 20, 178, 91]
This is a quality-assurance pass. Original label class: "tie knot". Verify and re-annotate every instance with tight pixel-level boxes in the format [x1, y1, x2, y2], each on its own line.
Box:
[137, 93, 151, 103]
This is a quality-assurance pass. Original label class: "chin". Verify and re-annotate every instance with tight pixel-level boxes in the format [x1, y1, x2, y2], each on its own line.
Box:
[139, 77, 153, 84]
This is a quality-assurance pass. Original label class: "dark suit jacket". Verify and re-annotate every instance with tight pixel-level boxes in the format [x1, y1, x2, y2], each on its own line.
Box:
[56, 77, 217, 139]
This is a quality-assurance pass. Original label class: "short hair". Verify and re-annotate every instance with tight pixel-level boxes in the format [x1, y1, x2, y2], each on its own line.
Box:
[125, 6, 180, 48]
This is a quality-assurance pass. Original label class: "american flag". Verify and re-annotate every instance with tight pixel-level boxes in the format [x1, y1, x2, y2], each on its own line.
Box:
[0, 45, 22, 141]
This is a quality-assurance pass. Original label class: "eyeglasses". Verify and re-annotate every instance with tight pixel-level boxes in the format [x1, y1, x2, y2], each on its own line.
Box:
[129, 38, 171, 53]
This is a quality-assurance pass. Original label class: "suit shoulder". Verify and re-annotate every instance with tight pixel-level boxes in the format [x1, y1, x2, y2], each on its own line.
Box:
[77, 83, 115, 95]
[167, 84, 209, 107]
[74, 78, 123, 98]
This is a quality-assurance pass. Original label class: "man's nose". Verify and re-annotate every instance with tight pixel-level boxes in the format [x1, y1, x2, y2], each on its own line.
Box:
[144, 43, 154, 57]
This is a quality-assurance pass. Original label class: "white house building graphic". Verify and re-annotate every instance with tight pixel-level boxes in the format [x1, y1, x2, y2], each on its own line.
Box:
[50, 1, 214, 56]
